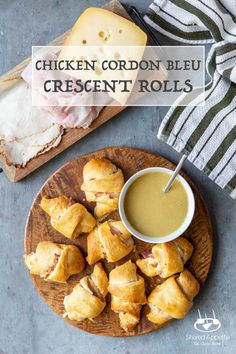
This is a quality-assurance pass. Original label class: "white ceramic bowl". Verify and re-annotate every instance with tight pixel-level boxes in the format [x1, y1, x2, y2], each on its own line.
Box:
[119, 167, 195, 244]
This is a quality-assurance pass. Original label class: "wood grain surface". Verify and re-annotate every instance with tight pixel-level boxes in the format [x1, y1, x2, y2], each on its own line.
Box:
[24, 146, 213, 337]
[0, 0, 129, 182]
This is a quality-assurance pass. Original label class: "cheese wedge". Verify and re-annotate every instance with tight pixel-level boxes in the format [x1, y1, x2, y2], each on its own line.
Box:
[59, 8, 147, 105]
[63, 8, 147, 47]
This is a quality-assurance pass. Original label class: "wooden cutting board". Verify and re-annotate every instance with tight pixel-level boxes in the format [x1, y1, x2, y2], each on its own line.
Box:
[0, 0, 130, 182]
[24, 146, 213, 337]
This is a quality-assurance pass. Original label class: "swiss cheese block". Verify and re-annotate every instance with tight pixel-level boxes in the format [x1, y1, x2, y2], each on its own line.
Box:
[59, 8, 147, 105]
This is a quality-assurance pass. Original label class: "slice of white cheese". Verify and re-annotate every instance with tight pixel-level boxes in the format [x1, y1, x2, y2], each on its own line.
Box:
[59, 8, 147, 105]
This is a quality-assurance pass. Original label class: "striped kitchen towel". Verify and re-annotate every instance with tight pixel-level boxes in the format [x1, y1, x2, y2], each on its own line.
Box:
[145, 0, 236, 198]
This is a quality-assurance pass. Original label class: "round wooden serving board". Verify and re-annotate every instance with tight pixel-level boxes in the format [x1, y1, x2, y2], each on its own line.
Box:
[25, 146, 213, 337]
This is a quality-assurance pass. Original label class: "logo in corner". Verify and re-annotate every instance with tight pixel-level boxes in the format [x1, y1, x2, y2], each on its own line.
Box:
[194, 309, 221, 333]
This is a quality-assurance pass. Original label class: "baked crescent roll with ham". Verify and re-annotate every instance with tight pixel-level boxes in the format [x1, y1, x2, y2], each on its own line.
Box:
[40, 195, 96, 239]
[24, 241, 85, 282]
[108, 261, 146, 332]
[87, 220, 134, 264]
[81, 158, 125, 218]
[147, 269, 200, 325]
[63, 262, 108, 321]
[136, 237, 193, 278]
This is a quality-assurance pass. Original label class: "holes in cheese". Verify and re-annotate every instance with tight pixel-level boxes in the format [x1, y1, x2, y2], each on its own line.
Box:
[95, 66, 102, 75]
[98, 31, 111, 43]
[114, 52, 121, 60]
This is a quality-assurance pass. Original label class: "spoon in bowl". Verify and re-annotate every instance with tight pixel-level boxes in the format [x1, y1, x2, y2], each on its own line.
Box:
[163, 155, 187, 193]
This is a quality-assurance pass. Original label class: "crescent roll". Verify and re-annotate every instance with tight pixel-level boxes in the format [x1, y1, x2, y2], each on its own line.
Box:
[136, 237, 193, 278]
[108, 261, 146, 331]
[63, 263, 108, 321]
[24, 241, 85, 282]
[147, 269, 200, 325]
[87, 220, 134, 264]
[40, 195, 96, 239]
[81, 158, 125, 218]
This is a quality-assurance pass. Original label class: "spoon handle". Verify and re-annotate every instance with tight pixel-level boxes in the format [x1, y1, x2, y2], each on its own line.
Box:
[163, 155, 187, 193]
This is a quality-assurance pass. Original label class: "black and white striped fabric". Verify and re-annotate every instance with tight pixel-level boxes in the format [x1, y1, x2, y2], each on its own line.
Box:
[145, 0, 236, 198]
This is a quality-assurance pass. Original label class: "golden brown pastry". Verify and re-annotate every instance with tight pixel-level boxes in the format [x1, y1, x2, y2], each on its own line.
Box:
[87, 220, 134, 264]
[136, 237, 193, 278]
[24, 241, 85, 282]
[63, 262, 108, 321]
[147, 269, 200, 325]
[40, 195, 96, 239]
[81, 158, 125, 218]
[108, 261, 146, 331]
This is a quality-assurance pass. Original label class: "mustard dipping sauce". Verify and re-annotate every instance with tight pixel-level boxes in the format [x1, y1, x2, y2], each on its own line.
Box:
[124, 172, 189, 237]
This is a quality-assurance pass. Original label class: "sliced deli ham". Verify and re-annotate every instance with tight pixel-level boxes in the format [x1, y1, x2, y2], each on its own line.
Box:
[21, 51, 104, 129]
